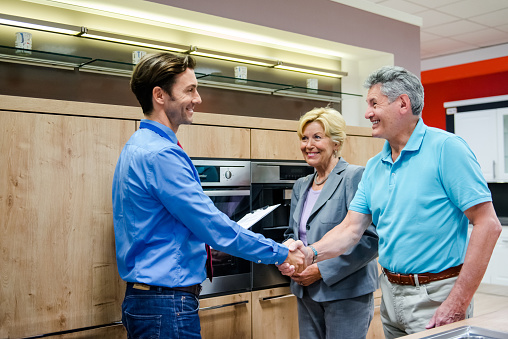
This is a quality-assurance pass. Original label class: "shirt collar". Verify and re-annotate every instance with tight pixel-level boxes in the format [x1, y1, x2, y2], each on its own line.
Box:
[380, 118, 426, 163]
[140, 119, 179, 144]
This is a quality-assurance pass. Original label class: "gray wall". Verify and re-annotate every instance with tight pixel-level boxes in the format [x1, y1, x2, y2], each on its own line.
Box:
[148, 0, 421, 74]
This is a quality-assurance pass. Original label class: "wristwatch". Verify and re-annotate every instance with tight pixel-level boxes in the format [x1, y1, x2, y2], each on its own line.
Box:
[309, 245, 318, 264]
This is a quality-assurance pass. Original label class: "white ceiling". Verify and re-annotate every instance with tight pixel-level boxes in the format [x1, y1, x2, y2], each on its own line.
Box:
[364, 0, 508, 61]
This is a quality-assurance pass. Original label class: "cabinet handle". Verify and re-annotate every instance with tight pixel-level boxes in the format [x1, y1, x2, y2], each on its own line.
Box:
[493, 160, 496, 179]
[199, 300, 248, 311]
[260, 293, 295, 301]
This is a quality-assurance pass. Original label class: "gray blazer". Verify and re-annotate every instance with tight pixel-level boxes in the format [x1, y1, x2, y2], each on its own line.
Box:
[285, 158, 379, 302]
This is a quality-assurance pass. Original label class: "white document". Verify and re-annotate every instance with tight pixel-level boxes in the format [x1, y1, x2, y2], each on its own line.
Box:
[237, 204, 280, 229]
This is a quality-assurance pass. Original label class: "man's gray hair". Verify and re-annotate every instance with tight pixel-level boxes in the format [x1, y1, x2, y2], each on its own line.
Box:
[364, 66, 424, 116]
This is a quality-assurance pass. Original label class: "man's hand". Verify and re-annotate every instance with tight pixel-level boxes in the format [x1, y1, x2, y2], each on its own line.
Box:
[280, 240, 308, 275]
[425, 298, 467, 329]
[278, 241, 313, 276]
[291, 264, 321, 287]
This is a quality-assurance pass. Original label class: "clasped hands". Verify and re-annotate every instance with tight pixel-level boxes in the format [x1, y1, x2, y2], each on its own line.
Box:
[278, 239, 313, 276]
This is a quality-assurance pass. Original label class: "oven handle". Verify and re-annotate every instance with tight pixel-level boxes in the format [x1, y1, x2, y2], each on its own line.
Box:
[199, 300, 249, 311]
[203, 190, 250, 197]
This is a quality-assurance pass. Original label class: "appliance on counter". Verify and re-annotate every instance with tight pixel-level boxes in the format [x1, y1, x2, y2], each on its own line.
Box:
[192, 159, 252, 297]
[250, 161, 314, 290]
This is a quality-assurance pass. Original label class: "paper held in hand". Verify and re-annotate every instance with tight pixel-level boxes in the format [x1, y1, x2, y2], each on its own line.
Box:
[237, 204, 280, 229]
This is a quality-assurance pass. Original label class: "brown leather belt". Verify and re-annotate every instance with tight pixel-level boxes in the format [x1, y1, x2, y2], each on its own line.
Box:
[382, 264, 463, 286]
[129, 282, 202, 296]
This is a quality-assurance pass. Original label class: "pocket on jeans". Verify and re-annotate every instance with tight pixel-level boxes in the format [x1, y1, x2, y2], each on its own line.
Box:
[423, 277, 456, 303]
[176, 294, 199, 315]
[123, 311, 162, 339]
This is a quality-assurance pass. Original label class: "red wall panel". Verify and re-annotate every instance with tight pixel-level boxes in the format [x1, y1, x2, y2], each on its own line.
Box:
[421, 56, 508, 130]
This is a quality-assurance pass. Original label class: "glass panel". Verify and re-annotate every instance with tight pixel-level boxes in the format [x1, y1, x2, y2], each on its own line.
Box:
[0, 44, 92, 69]
[0, 42, 360, 102]
[195, 72, 359, 102]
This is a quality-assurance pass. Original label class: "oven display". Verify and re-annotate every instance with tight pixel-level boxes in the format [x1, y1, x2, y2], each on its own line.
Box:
[196, 166, 220, 183]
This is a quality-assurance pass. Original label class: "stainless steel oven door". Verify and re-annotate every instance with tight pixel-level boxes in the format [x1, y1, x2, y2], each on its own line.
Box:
[200, 187, 252, 297]
[250, 161, 313, 290]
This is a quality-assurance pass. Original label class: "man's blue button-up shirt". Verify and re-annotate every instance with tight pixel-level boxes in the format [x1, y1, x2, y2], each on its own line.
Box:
[112, 119, 288, 288]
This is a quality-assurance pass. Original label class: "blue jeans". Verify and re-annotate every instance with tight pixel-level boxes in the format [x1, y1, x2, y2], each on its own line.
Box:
[297, 289, 374, 339]
[122, 284, 201, 339]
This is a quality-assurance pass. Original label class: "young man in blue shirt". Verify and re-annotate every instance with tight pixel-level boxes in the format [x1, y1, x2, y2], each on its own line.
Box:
[113, 52, 306, 338]
[280, 66, 502, 338]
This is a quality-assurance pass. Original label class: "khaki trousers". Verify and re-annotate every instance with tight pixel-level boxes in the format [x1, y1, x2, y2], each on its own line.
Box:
[379, 270, 474, 338]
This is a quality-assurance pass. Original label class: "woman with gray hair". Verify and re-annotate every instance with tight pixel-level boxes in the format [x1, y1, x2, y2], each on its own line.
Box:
[284, 107, 379, 339]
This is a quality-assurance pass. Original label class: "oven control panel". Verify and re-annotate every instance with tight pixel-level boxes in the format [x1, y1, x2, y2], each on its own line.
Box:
[251, 161, 313, 184]
[192, 159, 251, 187]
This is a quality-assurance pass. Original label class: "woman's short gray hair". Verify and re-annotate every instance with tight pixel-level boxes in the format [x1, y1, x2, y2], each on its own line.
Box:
[364, 66, 424, 116]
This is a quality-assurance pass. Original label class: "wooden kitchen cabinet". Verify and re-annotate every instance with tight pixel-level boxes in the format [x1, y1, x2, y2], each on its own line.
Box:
[178, 124, 251, 159]
[53, 324, 126, 338]
[251, 286, 300, 339]
[251, 128, 384, 165]
[342, 135, 385, 166]
[0, 110, 132, 338]
[199, 292, 252, 339]
[250, 129, 301, 160]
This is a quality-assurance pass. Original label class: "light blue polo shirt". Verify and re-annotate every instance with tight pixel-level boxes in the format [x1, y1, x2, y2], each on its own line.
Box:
[350, 119, 491, 274]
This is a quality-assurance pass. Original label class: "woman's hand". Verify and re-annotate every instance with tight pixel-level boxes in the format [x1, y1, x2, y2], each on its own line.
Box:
[291, 264, 322, 286]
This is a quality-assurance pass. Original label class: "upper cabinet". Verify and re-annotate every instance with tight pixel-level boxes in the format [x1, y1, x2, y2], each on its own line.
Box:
[178, 124, 251, 159]
[454, 108, 508, 183]
[250, 129, 301, 161]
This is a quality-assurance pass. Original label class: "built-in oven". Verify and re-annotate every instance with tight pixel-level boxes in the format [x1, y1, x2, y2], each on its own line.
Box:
[192, 159, 252, 297]
[250, 161, 314, 290]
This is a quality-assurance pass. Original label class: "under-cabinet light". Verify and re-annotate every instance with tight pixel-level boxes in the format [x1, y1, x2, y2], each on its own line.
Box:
[274, 62, 347, 78]
[0, 16, 81, 35]
[80, 32, 187, 53]
[189, 47, 275, 67]
[0, 15, 347, 78]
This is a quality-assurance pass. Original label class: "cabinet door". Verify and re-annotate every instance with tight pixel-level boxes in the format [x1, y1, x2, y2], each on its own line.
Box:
[342, 135, 385, 166]
[199, 292, 252, 339]
[0, 111, 133, 338]
[454, 110, 497, 182]
[178, 124, 250, 158]
[490, 229, 508, 286]
[497, 108, 508, 182]
[251, 129, 301, 160]
[251, 287, 299, 339]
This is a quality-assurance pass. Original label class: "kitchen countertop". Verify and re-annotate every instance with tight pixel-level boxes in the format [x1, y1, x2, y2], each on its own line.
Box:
[402, 307, 508, 338]
[403, 284, 508, 338]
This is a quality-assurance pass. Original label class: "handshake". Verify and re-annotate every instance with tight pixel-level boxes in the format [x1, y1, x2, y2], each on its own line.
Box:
[278, 239, 312, 276]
